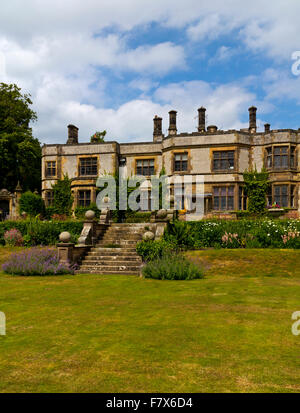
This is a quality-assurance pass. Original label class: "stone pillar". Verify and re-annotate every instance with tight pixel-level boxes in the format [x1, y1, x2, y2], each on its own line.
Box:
[57, 231, 74, 264]
[67, 124, 79, 144]
[14, 181, 22, 219]
[248, 106, 257, 133]
[153, 115, 163, 142]
[57, 243, 74, 264]
[168, 110, 177, 136]
[198, 107, 206, 132]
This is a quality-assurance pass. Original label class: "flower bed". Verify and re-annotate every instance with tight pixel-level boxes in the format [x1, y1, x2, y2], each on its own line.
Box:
[163, 219, 300, 249]
[2, 247, 74, 276]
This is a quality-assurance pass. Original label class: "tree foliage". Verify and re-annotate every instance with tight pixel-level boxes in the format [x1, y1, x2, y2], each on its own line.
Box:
[0, 83, 41, 192]
[90, 130, 106, 143]
[19, 191, 45, 217]
[51, 175, 74, 216]
[243, 167, 270, 214]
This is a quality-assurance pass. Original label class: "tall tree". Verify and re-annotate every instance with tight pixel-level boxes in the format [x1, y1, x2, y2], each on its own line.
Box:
[0, 83, 41, 192]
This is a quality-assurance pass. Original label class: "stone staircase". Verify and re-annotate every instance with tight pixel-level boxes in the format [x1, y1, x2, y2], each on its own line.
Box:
[78, 223, 147, 275]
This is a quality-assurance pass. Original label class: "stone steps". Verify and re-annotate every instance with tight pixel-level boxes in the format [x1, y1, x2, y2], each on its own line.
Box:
[85, 255, 141, 261]
[78, 223, 145, 275]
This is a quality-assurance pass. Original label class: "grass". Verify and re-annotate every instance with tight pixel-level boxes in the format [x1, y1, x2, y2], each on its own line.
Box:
[0, 246, 300, 392]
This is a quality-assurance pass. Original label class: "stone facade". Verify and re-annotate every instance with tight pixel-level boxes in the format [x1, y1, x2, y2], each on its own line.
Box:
[42, 107, 300, 218]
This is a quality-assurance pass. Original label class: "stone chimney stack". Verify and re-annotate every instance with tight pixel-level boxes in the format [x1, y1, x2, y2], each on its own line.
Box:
[67, 124, 79, 144]
[264, 123, 270, 133]
[153, 115, 163, 142]
[248, 106, 257, 133]
[168, 110, 177, 136]
[198, 107, 206, 132]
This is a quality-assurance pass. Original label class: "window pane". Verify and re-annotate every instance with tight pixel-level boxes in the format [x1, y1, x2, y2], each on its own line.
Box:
[228, 186, 234, 195]
[274, 147, 281, 155]
[274, 186, 281, 195]
[227, 196, 234, 210]
[274, 156, 281, 167]
[221, 196, 226, 210]
[182, 161, 188, 171]
[282, 155, 288, 167]
[213, 197, 219, 210]
[281, 196, 288, 207]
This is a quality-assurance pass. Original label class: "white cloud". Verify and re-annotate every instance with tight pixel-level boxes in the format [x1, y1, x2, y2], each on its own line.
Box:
[1, 1, 300, 145]
[33, 79, 261, 144]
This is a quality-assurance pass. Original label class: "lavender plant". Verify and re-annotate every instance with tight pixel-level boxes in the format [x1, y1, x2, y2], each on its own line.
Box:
[2, 247, 75, 276]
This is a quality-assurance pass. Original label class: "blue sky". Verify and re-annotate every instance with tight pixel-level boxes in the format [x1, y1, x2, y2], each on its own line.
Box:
[1, 0, 300, 143]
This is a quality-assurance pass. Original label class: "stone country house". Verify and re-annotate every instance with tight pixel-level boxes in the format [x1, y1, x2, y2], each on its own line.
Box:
[40, 106, 300, 220]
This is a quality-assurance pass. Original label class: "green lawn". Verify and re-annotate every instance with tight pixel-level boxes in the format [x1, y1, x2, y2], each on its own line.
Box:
[0, 247, 300, 393]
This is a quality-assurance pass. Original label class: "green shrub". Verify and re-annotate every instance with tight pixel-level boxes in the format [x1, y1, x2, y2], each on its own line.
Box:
[136, 239, 177, 261]
[19, 191, 45, 217]
[51, 175, 73, 216]
[142, 254, 204, 280]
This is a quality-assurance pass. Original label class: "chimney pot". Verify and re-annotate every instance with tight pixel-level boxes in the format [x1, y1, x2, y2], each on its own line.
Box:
[198, 107, 206, 132]
[67, 124, 79, 144]
[207, 125, 218, 133]
[264, 123, 271, 133]
[248, 106, 257, 133]
[153, 115, 163, 142]
[168, 110, 177, 135]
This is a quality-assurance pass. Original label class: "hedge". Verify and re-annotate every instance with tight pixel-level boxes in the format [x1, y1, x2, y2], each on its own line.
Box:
[0, 220, 84, 246]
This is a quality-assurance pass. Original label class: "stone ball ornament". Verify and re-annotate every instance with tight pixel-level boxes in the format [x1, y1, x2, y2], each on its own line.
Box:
[59, 231, 71, 243]
[156, 209, 167, 219]
[85, 210, 95, 220]
[78, 236, 86, 245]
[143, 231, 155, 241]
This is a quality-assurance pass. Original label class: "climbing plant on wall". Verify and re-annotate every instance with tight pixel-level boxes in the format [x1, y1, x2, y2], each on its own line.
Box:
[243, 167, 270, 214]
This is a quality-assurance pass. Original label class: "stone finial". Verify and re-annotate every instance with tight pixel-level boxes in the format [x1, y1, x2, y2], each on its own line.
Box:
[248, 106, 257, 133]
[15, 181, 22, 192]
[168, 110, 177, 135]
[85, 210, 95, 220]
[143, 231, 155, 241]
[59, 231, 71, 243]
[67, 124, 79, 144]
[198, 107, 206, 132]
